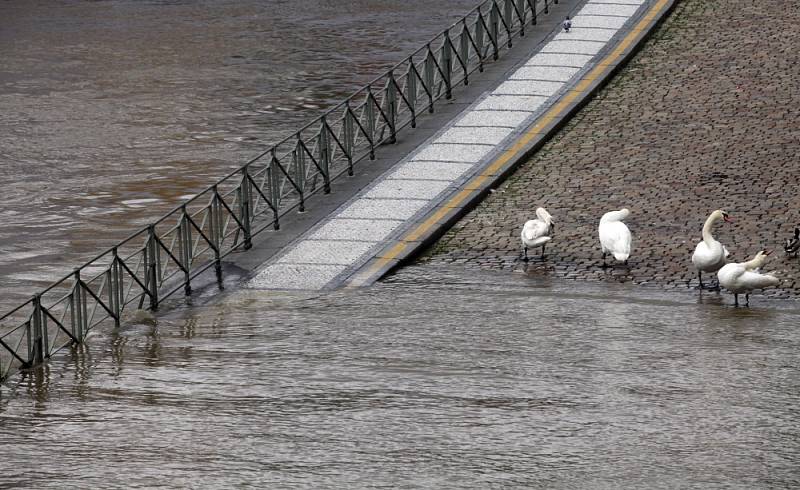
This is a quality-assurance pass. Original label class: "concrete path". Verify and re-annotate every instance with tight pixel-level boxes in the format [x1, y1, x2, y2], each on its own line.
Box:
[247, 0, 670, 291]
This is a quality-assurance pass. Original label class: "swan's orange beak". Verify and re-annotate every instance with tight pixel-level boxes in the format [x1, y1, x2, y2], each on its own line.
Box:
[723, 215, 734, 223]
[763, 250, 773, 256]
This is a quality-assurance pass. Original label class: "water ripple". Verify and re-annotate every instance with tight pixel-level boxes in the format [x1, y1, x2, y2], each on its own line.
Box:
[2, 267, 800, 487]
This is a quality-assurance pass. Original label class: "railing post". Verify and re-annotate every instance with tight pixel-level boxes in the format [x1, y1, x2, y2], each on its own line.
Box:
[364, 90, 378, 153]
[531, 0, 537, 25]
[25, 318, 33, 368]
[146, 225, 160, 310]
[343, 102, 356, 173]
[424, 46, 435, 111]
[106, 269, 115, 329]
[210, 187, 224, 286]
[31, 295, 45, 365]
[293, 140, 307, 209]
[442, 30, 453, 99]
[474, 14, 486, 69]
[319, 117, 332, 194]
[544, 0, 549, 15]
[81, 270, 89, 336]
[70, 288, 78, 344]
[490, 2, 500, 60]
[386, 71, 398, 143]
[516, 0, 526, 36]
[503, 0, 513, 48]
[239, 167, 253, 250]
[459, 26, 470, 84]
[180, 205, 192, 295]
[111, 248, 122, 327]
[405, 57, 418, 127]
[269, 150, 281, 229]
[73, 269, 85, 340]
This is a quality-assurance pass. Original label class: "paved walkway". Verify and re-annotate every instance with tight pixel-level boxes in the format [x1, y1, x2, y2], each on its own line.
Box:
[247, 0, 666, 291]
[418, 0, 800, 299]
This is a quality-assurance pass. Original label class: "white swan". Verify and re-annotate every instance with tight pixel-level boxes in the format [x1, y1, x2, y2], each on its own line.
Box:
[521, 207, 554, 261]
[598, 208, 631, 267]
[717, 250, 780, 306]
[691, 209, 733, 289]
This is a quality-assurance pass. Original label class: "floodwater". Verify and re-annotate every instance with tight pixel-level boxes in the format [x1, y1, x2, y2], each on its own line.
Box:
[0, 0, 478, 311]
[2, 265, 799, 488]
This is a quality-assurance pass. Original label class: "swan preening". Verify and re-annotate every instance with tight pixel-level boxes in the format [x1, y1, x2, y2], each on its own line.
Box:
[521, 207, 554, 261]
[598, 208, 631, 267]
[514, 207, 786, 306]
[691, 209, 733, 289]
[717, 250, 780, 306]
[520, 207, 634, 266]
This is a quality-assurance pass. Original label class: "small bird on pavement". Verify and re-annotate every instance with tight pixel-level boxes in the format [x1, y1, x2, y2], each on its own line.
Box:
[785, 227, 800, 256]
[563, 16, 572, 33]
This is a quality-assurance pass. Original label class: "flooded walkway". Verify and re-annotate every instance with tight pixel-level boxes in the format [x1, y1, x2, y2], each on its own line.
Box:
[0, 0, 478, 310]
[2, 266, 799, 487]
[3, 0, 800, 486]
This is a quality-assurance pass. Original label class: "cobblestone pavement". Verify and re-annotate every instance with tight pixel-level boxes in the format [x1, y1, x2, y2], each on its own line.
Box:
[417, 0, 800, 298]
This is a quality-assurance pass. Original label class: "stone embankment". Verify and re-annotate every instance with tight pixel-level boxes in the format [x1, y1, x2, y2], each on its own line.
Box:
[417, 0, 800, 297]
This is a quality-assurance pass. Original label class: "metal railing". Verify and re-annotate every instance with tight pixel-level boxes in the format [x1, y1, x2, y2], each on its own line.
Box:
[0, 0, 558, 382]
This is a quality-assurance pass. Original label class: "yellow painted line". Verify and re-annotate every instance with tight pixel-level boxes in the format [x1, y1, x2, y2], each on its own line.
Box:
[405, 206, 450, 241]
[382, 242, 408, 259]
[348, 0, 670, 286]
[445, 188, 476, 207]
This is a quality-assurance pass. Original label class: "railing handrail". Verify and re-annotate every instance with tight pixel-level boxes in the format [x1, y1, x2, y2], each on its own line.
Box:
[0, 0, 559, 382]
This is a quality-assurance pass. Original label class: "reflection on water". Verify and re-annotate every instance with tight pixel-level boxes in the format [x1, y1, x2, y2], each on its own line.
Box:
[2, 266, 799, 487]
[0, 0, 478, 309]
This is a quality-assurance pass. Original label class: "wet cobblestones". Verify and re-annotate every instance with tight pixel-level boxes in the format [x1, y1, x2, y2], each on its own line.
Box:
[416, 0, 800, 298]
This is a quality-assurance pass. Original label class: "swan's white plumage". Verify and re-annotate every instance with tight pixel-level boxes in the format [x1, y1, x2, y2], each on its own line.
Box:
[717, 251, 780, 294]
[521, 207, 554, 249]
[598, 209, 631, 262]
[521, 221, 551, 247]
[691, 210, 730, 273]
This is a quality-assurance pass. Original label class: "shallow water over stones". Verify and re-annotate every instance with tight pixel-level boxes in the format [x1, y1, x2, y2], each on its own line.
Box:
[2, 265, 799, 488]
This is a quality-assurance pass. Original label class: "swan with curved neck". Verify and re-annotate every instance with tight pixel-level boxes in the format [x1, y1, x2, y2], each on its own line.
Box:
[521, 207, 555, 261]
[691, 209, 733, 289]
[717, 250, 780, 306]
[598, 208, 631, 267]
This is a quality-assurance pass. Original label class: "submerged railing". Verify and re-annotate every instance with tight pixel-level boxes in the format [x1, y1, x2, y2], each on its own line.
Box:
[0, 0, 558, 382]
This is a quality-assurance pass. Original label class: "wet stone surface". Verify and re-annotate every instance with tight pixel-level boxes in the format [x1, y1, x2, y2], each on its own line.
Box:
[417, 0, 800, 299]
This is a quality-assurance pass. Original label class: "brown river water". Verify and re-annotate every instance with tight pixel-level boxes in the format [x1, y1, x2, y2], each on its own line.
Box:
[0, 0, 477, 311]
[2, 1, 800, 487]
[2, 265, 800, 487]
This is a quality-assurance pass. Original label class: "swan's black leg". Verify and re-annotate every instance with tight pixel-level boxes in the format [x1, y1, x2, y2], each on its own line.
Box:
[734, 293, 739, 307]
[523, 247, 529, 262]
[698, 271, 704, 290]
[745, 293, 750, 307]
[601, 252, 609, 269]
[540, 243, 546, 259]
